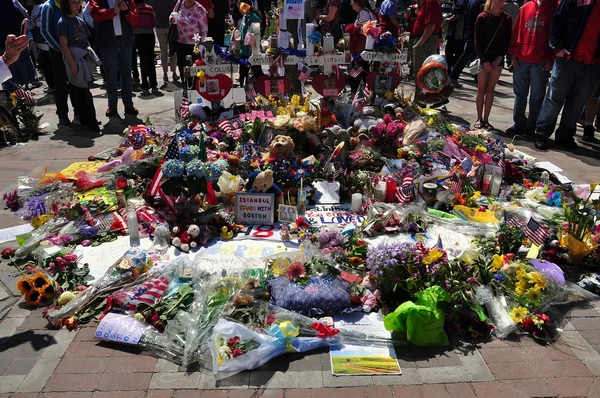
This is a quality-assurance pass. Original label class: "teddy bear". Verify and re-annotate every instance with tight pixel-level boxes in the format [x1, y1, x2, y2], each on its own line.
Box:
[268, 135, 295, 159]
[172, 224, 201, 252]
[352, 107, 381, 135]
[247, 170, 284, 208]
[361, 275, 381, 312]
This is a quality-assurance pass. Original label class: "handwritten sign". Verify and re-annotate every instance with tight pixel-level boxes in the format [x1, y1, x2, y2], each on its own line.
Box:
[305, 54, 349, 66]
[190, 64, 239, 75]
[203, 239, 294, 257]
[305, 204, 365, 227]
[249, 54, 299, 66]
[60, 161, 106, 179]
[360, 51, 408, 63]
[95, 313, 148, 345]
[235, 193, 275, 225]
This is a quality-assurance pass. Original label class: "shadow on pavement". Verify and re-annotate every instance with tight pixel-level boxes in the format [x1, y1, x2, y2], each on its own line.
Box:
[0, 330, 57, 352]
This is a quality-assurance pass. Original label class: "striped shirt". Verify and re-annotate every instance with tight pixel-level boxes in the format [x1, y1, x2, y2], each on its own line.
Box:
[355, 8, 375, 27]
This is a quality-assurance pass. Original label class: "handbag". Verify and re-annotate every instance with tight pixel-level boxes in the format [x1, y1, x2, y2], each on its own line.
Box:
[468, 15, 506, 75]
[167, 0, 183, 46]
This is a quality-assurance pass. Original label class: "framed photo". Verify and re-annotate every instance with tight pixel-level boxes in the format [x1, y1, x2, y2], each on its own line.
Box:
[265, 79, 284, 97]
[323, 79, 339, 97]
[278, 205, 298, 223]
[206, 79, 219, 95]
[375, 75, 392, 94]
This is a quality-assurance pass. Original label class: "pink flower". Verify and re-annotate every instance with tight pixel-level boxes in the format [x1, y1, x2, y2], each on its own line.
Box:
[64, 254, 78, 263]
[286, 261, 306, 281]
[55, 257, 66, 266]
[266, 313, 276, 325]
[383, 114, 393, 124]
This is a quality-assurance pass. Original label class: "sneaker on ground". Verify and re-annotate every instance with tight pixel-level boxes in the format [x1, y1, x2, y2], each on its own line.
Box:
[534, 135, 548, 150]
[505, 125, 523, 136]
[582, 125, 595, 142]
[58, 117, 72, 126]
[106, 107, 119, 117]
[555, 136, 579, 150]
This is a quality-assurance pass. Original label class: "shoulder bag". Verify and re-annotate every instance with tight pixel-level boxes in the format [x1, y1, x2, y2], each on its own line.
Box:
[168, 0, 183, 45]
[468, 14, 506, 75]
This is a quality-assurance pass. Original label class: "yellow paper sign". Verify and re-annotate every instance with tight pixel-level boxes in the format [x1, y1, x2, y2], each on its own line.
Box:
[526, 244, 540, 259]
[60, 161, 106, 179]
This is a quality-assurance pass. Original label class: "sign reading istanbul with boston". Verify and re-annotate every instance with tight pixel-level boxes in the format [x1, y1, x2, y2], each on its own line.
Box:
[235, 193, 276, 226]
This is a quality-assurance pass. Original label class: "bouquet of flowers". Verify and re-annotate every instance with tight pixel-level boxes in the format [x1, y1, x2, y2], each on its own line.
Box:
[508, 306, 557, 341]
[563, 192, 598, 262]
[161, 155, 227, 197]
[369, 114, 405, 151]
[17, 268, 59, 307]
[33, 246, 91, 291]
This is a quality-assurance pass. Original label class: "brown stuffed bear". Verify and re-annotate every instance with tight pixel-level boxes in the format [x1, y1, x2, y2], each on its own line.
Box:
[268, 135, 295, 159]
[249, 170, 284, 208]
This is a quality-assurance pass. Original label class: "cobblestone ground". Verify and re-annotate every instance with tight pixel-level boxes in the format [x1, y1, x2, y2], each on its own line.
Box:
[1, 71, 599, 397]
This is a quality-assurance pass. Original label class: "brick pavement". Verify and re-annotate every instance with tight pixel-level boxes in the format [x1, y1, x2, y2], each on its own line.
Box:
[1, 72, 600, 397]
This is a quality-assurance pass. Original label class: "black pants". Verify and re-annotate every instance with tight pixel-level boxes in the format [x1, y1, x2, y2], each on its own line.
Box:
[208, 20, 225, 47]
[445, 36, 465, 75]
[450, 38, 476, 80]
[49, 49, 76, 119]
[350, 60, 370, 92]
[37, 49, 54, 89]
[136, 33, 157, 89]
[239, 65, 264, 87]
[176, 42, 196, 88]
[71, 85, 97, 126]
[132, 44, 139, 82]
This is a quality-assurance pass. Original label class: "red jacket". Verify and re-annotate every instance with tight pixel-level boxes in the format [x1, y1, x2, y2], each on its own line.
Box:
[509, 0, 558, 64]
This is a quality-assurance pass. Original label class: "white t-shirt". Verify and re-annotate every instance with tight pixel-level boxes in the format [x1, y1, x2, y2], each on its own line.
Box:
[107, 0, 123, 36]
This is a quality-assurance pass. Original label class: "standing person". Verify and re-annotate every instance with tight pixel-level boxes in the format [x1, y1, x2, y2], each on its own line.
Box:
[473, 0, 511, 129]
[41, 0, 78, 125]
[581, 89, 599, 142]
[238, 0, 263, 86]
[151, 0, 178, 83]
[134, 0, 160, 94]
[448, 0, 484, 87]
[9, 0, 40, 89]
[318, 0, 341, 42]
[1, 33, 30, 89]
[444, 0, 466, 74]
[340, 0, 357, 25]
[347, 0, 374, 91]
[377, 0, 402, 37]
[32, 0, 55, 93]
[502, 0, 518, 69]
[171, 0, 207, 87]
[533, 0, 600, 150]
[208, 0, 228, 46]
[505, 0, 557, 137]
[90, 0, 140, 118]
[58, 0, 101, 131]
[411, 0, 442, 100]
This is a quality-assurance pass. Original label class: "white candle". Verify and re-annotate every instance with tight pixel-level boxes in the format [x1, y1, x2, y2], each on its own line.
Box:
[323, 34, 334, 54]
[306, 23, 316, 56]
[374, 181, 386, 202]
[251, 22, 261, 55]
[365, 35, 375, 50]
[352, 193, 363, 212]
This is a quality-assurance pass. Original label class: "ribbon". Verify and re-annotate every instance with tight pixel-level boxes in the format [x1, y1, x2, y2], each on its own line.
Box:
[268, 321, 299, 352]
[332, 64, 340, 79]
[311, 322, 340, 338]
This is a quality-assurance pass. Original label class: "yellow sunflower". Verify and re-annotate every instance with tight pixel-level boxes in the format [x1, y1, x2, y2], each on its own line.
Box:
[525, 286, 543, 302]
[509, 306, 529, 324]
[515, 280, 528, 296]
[423, 249, 443, 265]
[25, 290, 43, 307]
[490, 254, 504, 272]
[16, 276, 33, 295]
[515, 265, 527, 279]
[528, 272, 547, 290]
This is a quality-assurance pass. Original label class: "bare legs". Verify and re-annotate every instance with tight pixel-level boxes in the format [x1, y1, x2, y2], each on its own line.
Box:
[475, 66, 503, 127]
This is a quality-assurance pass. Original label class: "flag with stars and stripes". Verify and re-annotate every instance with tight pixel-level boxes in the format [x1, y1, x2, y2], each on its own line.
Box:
[179, 88, 190, 119]
[524, 218, 551, 246]
[352, 82, 370, 106]
[396, 176, 416, 203]
[298, 65, 311, 83]
[245, 83, 257, 99]
[148, 138, 180, 196]
[449, 174, 463, 195]
[217, 116, 245, 138]
[504, 212, 526, 228]
[349, 65, 365, 78]
[14, 87, 35, 105]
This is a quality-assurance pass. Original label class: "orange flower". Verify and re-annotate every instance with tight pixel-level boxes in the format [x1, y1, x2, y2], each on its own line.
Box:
[349, 257, 365, 266]
[523, 179, 533, 189]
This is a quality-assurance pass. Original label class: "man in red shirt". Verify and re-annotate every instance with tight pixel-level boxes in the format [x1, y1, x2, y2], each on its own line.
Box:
[411, 0, 442, 101]
[534, 0, 600, 150]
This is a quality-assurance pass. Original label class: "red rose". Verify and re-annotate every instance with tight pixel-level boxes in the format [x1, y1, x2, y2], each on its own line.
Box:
[64, 316, 80, 331]
[521, 318, 536, 332]
[228, 336, 240, 346]
[1, 248, 15, 259]
[266, 313, 276, 325]
[350, 295, 361, 306]
[231, 347, 244, 358]
[537, 314, 551, 324]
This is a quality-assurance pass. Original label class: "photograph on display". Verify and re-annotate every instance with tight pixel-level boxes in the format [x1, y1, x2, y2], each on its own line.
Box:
[375, 75, 392, 94]
[207, 79, 220, 95]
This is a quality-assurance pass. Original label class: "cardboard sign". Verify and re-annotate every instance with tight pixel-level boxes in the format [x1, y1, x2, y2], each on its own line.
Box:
[95, 313, 148, 345]
[249, 55, 299, 66]
[190, 64, 239, 75]
[360, 51, 408, 63]
[255, 76, 291, 98]
[312, 74, 346, 97]
[60, 161, 106, 179]
[235, 193, 276, 225]
[305, 204, 365, 227]
[195, 74, 233, 101]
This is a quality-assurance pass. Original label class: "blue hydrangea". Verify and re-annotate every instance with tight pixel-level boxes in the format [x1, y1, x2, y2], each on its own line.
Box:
[186, 159, 206, 178]
[204, 162, 224, 182]
[162, 159, 185, 178]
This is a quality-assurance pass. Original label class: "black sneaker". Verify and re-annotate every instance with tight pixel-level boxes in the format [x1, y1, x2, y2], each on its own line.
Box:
[555, 136, 579, 150]
[534, 135, 548, 150]
[58, 117, 72, 126]
[106, 107, 119, 117]
[505, 125, 523, 136]
[88, 123, 101, 132]
[124, 106, 139, 116]
[583, 125, 595, 142]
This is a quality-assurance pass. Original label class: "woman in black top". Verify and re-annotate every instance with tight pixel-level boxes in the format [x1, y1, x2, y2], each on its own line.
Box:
[473, 0, 511, 129]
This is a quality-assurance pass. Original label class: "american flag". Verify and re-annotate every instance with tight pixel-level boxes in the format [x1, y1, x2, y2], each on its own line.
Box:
[180, 88, 190, 119]
[449, 174, 463, 194]
[349, 65, 365, 78]
[524, 218, 551, 246]
[352, 82, 369, 106]
[396, 176, 415, 203]
[245, 83, 257, 99]
[109, 276, 170, 312]
[504, 212, 526, 228]
[217, 116, 245, 138]
[14, 88, 35, 105]
[298, 65, 311, 83]
[148, 138, 179, 197]
[272, 53, 284, 68]
[332, 64, 341, 79]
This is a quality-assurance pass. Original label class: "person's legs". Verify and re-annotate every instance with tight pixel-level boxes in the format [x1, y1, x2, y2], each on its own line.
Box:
[176, 42, 188, 86]
[49, 49, 70, 120]
[475, 70, 488, 123]
[146, 34, 158, 88]
[449, 38, 476, 82]
[101, 45, 120, 110]
[250, 65, 264, 81]
[38, 49, 54, 90]
[135, 35, 149, 89]
[119, 42, 135, 108]
[557, 63, 600, 141]
[239, 64, 249, 87]
[483, 65, 502, 122]
[511, 60, 531, 132]
[132, 44, 140, 84]
[526, 61, 550, 134]
[156, 28, 170, 79]
[535, 58, 578, 138]
[582, 84, 600, 141]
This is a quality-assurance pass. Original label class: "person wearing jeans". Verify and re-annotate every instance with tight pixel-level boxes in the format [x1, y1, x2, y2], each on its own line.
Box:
[505, 0, 557, 137]
[90, 0, 139, 118]
[448, 0, 484, 87]
[134, 0, 160, 93]
[534, 0, 600, 150]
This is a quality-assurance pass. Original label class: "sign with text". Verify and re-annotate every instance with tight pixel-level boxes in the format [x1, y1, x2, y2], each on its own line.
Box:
[360, 51, 408, 63]
[305, 204, 366, 227]
[235, 192, 276, 225]
[190, 64, 239, 75]
[249, 54, 299, 66]
[305, 54, 349, 66]
[95, 313, 148, 345]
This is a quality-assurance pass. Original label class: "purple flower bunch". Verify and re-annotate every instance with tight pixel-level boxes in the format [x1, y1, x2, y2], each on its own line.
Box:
[317, 230, 345, 249]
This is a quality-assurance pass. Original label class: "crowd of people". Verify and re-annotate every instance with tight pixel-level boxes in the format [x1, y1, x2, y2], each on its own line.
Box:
[2, 0, 600, 150]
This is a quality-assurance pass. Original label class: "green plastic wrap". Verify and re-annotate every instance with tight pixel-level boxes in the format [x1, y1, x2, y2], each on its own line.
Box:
[383, 286, 451, 347]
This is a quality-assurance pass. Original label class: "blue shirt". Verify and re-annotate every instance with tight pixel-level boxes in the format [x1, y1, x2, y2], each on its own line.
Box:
[58, 15, 90, 49]
[379, 0, 398, 17]
[41, 0, 63, 51]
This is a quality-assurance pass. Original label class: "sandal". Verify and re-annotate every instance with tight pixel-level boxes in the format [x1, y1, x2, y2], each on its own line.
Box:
[474, 120, 483, 129]
[483, 121, 495, 130]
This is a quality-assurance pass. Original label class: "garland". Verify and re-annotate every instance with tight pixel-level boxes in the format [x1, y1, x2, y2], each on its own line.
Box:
[213, 44, 307, 67]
